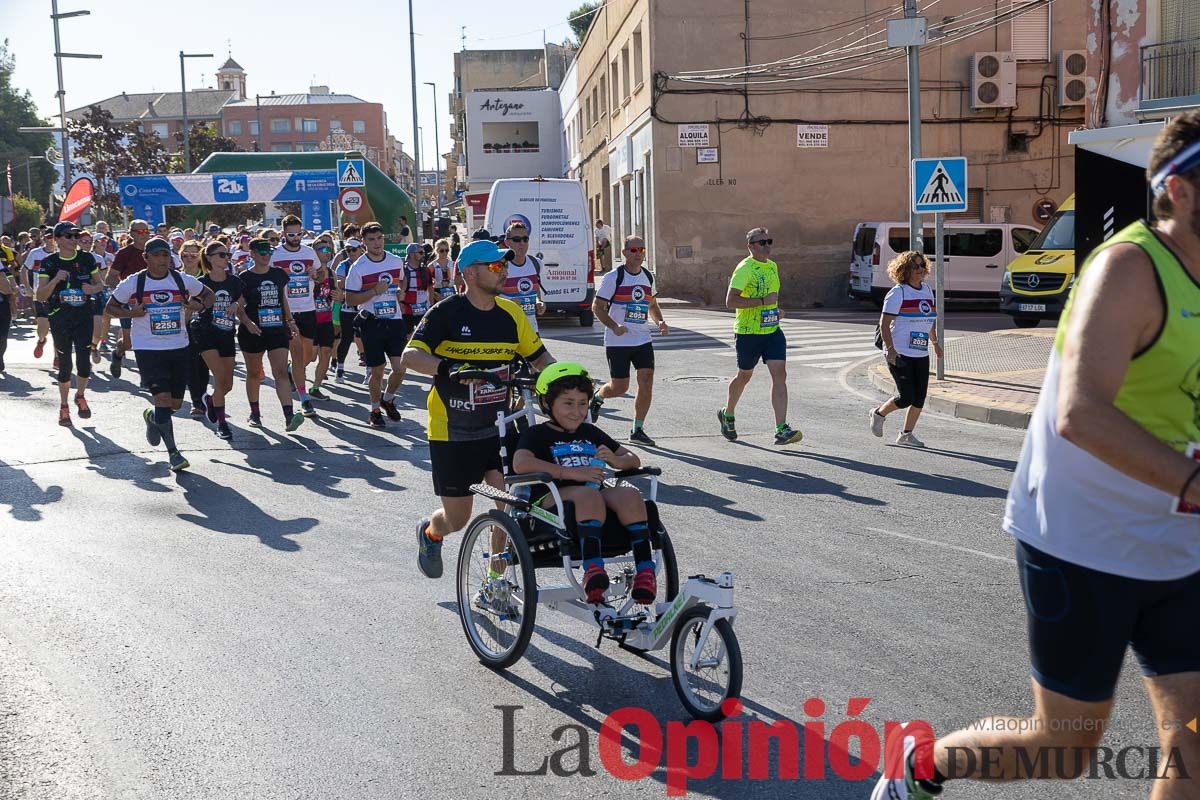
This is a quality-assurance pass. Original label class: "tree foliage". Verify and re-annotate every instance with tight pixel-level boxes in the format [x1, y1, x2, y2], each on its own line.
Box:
[174, 122, 241, 171]
[568, 2, 600, 44]
[9, 194, 45, 231]
[0, 40, 57, 205]
[68, 105, 170, 220]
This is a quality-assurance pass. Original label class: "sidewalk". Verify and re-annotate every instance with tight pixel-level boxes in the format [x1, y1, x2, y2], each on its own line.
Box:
[868, 328, 1054, 429]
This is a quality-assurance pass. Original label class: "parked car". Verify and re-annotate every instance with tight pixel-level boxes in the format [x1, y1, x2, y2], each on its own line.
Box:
[999, 194, 1075, 328]
[849, 220, 1040, 304]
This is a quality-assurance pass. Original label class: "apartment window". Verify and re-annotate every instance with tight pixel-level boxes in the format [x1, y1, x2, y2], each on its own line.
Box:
[600, 75, 608, 115]
[330, 119, 342, 132]
[633, 28, 644, 88]
[301, 118, 318, 133]
[270, 143, 291, 152]
[270, 118, 290, 133]
[249, 119, 259, 136]
[1161, 0, 1200, 40]
[611, 62, 620, 107]
[152, 122, 169, 139]
[621, 46, 631, 99]
[1011, 0, 1050, 61]
[353, 120, 366, 133]
[592, 87, 600, 126]
[226, 120, 242, 136]
[299, 142, 320, 152]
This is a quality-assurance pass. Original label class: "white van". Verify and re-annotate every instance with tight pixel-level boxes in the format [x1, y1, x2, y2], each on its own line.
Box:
[485, 177, 595, 326]
[848, 221, 1039, 303]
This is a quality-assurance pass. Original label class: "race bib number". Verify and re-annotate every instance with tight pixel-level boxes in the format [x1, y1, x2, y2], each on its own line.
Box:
[1171, 443, 1200, 517]
[258, 306, 283, 328]
[212, 303, 235, 331]
[409, 301, 428, 316]
[551, 441, 597, 469]
[624, 302, 648, 325]
[437, 286, 456, 300]
[909, 331, 930, 351]
[61, 288, 86, 307]
[374, 298, 398, 318]
[287, 276, 310, 299]
[151, 309, 182, 335]
[315, 292, 331, 312]
[515, 291, 538, 317]
[760, 306, 780, 327]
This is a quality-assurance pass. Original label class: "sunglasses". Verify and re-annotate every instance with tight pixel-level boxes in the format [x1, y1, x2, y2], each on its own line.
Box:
[481, 260, 508, 273]
[751, 239, 773, 246]
[210, 251, 231, 258]
[626, 246, 645, 254]
[132, 229, 151, 235]
[284, 232, 302, 239]
[506, 236, 529, 243]
[252, 247, 273, 256]
[57, 233, 79, 239]
[437, 249, 449, 254]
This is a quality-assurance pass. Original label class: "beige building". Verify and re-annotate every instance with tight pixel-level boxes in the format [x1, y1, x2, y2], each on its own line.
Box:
[565, 0, 1086, 305]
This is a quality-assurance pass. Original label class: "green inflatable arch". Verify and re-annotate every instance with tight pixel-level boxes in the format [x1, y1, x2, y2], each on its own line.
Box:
[191, 150, 415, 235]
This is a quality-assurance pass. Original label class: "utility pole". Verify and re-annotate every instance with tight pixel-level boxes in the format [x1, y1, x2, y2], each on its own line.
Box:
[408, 0, 421, 215]
[425, 82, 443, 212]
[49, 1, 101, 189]
[903, 0, 924, 254]
[179, 51, 213, 172]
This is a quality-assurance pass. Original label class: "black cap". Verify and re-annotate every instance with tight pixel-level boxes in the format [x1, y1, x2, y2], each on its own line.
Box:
[471, 227, 492, 242]
[53, 221, 81, 237]
[143, 237, 172, 254]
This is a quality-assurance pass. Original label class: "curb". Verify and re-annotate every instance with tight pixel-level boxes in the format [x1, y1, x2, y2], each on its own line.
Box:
[867, 363, 1033, 430]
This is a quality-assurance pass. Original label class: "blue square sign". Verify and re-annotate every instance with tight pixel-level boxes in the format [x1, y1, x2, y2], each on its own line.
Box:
[912, 157, 968, 214]
[336, 159, 365, 187]
[212, 173, 249, 202]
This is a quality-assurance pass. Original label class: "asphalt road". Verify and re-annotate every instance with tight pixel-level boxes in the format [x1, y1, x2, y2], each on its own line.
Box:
[0, 308, 1158, 799]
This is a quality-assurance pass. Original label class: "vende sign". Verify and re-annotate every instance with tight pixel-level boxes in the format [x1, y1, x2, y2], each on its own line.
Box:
[678, 124, 710, 148]
[797, 125, 830, 148]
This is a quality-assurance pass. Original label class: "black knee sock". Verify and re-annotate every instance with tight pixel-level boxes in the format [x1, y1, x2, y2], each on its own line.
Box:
[153, 405, 178, 452]
[626, 521, 653, 572]
[578, 519, 603, 570]
[282, 403, 293, 420]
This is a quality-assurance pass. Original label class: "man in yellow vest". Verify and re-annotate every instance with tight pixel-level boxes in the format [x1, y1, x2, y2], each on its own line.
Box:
[872, 112, 1200, 799]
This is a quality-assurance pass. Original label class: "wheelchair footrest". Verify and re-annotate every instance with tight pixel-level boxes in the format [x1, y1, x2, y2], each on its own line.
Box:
[468, 483, 530, 510]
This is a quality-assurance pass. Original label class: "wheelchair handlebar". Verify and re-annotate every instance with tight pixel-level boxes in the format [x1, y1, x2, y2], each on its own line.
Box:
[504, 472, 553, 486]
[613, 467, 662, 479]
[452, 365, 537, 389]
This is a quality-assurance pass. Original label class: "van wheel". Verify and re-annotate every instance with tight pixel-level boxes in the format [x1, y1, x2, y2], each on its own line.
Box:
[1013, 317, 1039, 329]
[579, 309, 594, 327]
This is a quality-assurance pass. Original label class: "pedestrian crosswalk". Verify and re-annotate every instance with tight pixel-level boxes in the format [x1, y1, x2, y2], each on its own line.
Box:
[542, 312, 885, 370]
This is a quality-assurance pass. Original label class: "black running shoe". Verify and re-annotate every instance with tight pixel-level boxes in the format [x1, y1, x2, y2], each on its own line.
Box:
[381, 398, 401, 421]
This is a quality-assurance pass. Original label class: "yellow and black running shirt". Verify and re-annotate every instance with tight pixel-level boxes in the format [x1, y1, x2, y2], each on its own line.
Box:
[410, 294, 546, 441]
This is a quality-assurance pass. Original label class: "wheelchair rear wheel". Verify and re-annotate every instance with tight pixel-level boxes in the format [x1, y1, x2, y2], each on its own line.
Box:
[670, 605, 743, 722]
[456, 510, 538, 669]
[656, 525, 680, 603]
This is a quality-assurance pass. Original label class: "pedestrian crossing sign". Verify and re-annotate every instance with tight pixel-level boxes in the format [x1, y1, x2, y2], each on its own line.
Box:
[337, 158, 365, 187]
[912, 157, 968, 214]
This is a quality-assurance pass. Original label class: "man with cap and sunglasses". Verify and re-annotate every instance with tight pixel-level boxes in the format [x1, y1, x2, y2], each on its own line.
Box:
[401, 238, 557, 579]
[717, 227, 803, 447]
[106, 219, 154, 379]
[271, 214, 325, 418]
[34, 222, 105, 426]
[331, 233, 365, 383]
[106, 237, 214, 472]
[870, 108, 1200, 800]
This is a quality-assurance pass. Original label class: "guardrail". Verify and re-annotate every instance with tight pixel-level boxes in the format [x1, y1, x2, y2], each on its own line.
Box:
[1140, 38, 1200, 112]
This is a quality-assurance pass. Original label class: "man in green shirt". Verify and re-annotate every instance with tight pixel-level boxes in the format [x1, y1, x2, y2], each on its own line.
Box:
[717, 227, 802, 445]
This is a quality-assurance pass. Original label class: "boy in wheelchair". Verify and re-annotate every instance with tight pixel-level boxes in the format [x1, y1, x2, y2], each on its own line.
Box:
[512, 362, 657, 605]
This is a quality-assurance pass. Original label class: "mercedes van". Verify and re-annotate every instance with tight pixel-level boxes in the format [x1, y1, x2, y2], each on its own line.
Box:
[485, 177, 595, 326]
[999, 194, 1075, 328]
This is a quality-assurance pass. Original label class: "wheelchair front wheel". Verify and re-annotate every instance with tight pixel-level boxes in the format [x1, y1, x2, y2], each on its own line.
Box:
[670, 605, 743, 722]
[456, 510, 538, 670]
[656, 525, 680, 603]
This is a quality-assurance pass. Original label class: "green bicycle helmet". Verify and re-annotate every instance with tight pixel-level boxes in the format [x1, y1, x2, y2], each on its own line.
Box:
[535, 361, 591, 395]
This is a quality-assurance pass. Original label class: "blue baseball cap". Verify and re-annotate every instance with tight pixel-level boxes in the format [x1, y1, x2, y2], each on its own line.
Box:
[405, 243, 423, 256]
[456, 240, 513, 269]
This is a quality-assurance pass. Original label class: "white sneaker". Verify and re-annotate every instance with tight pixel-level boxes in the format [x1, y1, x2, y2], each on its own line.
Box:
[869, 727, 943, 799]
[896, 431, 926, 448]
[870, 409, 886, 437]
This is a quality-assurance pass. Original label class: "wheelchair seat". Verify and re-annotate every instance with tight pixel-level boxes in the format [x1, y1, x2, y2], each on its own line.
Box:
[522, 498, 665, 570]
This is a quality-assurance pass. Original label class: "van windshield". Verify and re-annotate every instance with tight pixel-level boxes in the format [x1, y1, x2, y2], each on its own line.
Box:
[1028, 210, 1074, 251]
[853, 226, 877, 257]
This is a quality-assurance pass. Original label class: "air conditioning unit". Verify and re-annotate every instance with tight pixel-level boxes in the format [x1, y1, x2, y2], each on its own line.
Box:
[970, 51, 1017, 110]
[1057, 50, 1087, 107]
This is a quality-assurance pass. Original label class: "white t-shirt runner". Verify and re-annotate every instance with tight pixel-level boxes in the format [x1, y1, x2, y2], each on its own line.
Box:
[112, 270, 205, 351]
[882, 282, 936, 358]
[597, 266, 656, 348]
[270, 244, 319, 313]
[501, 256, 541, 331]
[345, 252, 406, 319]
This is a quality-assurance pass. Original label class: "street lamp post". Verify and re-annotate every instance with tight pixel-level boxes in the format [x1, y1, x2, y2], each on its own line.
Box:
[407, 0, 421, 223]
[424, 81, 443, 213]
[179, 51, 213, 172]
[49, 0, 101, 188]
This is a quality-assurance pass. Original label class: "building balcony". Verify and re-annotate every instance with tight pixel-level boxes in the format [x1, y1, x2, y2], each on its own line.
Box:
[1140, 38, 1200, 113]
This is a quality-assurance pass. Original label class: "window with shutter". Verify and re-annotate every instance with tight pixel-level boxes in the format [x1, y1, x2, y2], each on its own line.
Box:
[1011, 0, 1050, 62]
[1161, 0, 1200, 41]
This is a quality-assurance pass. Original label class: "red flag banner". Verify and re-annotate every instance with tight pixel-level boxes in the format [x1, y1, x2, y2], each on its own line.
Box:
[58, 177, 95, 223]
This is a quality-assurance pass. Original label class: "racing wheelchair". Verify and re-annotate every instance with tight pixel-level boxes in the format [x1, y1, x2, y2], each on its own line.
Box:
[450, 363, 743, 721]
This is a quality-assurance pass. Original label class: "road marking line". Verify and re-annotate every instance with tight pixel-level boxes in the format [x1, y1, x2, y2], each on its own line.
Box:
[864, 527, 1016, 564]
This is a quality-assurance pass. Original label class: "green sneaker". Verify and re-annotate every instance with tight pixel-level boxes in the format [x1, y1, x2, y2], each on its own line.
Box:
[286, 412, 306, 433]
[717, 408, 737, 441]
[774, 423, 803, 445]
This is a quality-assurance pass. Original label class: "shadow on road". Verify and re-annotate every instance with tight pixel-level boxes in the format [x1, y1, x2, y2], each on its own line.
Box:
[433, 600, 865, 798]
[651, 445, 884, 509]
[0, 460, 64, 522]
[174, 471, 316, 551]
[70, 425, 174, 494]
[0, 372, 38, 398]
